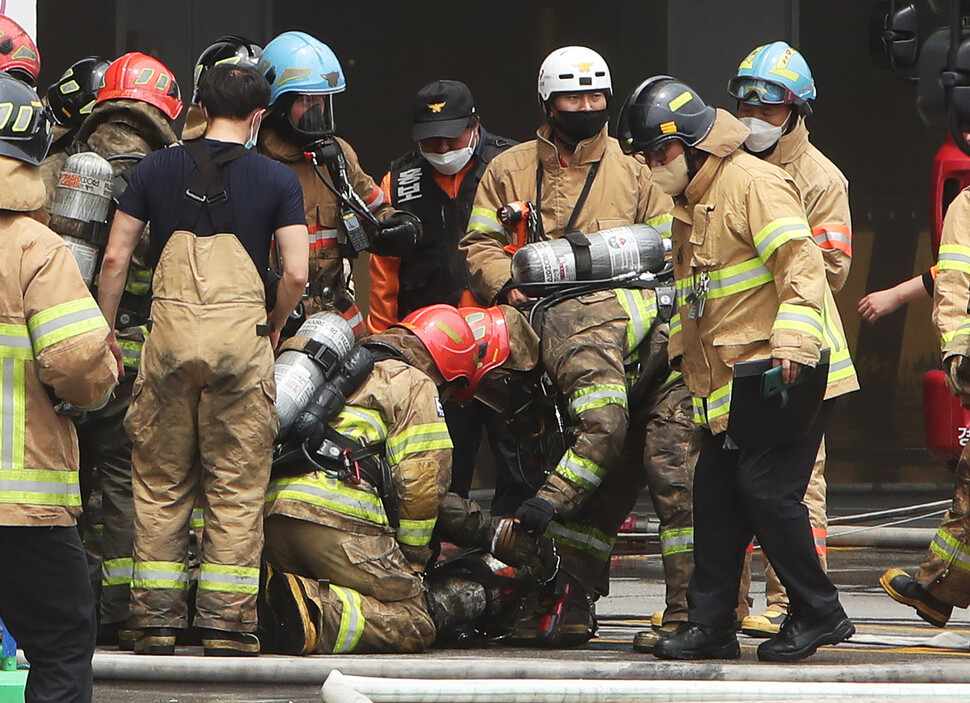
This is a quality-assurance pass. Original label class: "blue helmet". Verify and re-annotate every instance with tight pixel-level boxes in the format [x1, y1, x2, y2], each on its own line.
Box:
[258, 31, 345, 107]
[727, 42, 816, 115]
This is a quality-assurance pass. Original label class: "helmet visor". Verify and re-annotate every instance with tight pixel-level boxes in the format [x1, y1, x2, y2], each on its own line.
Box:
[727, 77, 791, 105]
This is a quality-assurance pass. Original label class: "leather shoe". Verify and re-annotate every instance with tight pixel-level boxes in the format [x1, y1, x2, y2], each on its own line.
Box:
[879, 568, 952, 628]
[653, 622, 740, 660]
[757, 608, 854, 662]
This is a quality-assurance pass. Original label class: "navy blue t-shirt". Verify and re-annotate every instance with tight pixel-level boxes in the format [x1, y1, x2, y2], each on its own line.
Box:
[118, 139, 306, 272]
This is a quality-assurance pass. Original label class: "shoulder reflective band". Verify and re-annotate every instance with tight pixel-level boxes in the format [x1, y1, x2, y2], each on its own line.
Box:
[772, 303, 823, 341]
[812, 223, 852, 256]
[397, 516, 437, 547]
[568, 383, 628, 419]
[705, 381, 733, 424]
[265, 474, 390, 526]
[333, 406, 388, 446]
[929, 526, 970, 573]
[385, 421, 451, 466]
[28, 297, 107, 355]
[614, 288, 658, 356]
[545, 520, 615, 562]
[937, 244, 970, 275]
[753, 216, 812, 262]
[308, 225, 340, 251]
[467, 206, 505, 239]
[198, 563, 260, 595]
[821, 295, 855, 384]
[660, 526, 694, 557]
[330, 585, 366, 653]
[132, 560, 190, 591]
[1, 324, 31, 473]
[644, 212, 674, 239]
[554, 448, 606, 492]
[675, 258, 774, 307]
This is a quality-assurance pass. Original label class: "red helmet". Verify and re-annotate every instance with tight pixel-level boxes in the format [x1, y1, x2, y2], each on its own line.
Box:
[453, 307, 511, 403]
[398, 304, 478, 384]
[0, 15, 40, 85]
[96, 52, 183, 121]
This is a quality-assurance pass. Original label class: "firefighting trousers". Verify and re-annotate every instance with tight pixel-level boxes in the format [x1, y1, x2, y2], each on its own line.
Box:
[77, 373, 136, 626]
[0, 526, 96, 703]
[917, 437, 970, 608]
[688, 402, 843, 630]
[262, 515, 435, 653]
[743, 438, 829, 613]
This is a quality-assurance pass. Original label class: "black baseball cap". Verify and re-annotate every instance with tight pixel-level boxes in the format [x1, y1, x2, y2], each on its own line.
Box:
[412, 80, 476, 141]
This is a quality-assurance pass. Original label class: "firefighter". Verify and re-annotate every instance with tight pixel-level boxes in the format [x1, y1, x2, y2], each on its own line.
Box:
[64, 51, 183, 648]
[459, 46, 697, 639]
[256, 31, 420, 335]
[97, 62, 309, 656]
[879, 187, 970, 629]
[181, 35, 262, 142]
[369, 79, 518, 501]
[618, 76, 857, 662]
[40, 57, 111, 211]
[727, 42, 858, 637]
[0, 73, 119, 703]
[260, 305, 541, 654]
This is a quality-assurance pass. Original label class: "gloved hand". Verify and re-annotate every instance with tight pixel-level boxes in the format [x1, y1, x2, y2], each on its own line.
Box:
[946, 354, 970, 397]
[514, 497, 556, 535]
[488, 517, 541, 568]
[369, 211, 422, 256]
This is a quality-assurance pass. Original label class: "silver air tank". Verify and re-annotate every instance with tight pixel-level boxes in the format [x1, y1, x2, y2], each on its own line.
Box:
[510, 223, 668, 285]
[274, 312, 355, 437]
[48, 151, 115, 286]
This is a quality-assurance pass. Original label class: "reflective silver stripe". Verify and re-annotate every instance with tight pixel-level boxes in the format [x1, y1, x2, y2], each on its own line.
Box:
[755, 222, 809, 260]
[660, 527, 694, 556]
[266, 479, 388, 525]
[0, 333, 30, 352]
[131, 568, 190, 583]
[545, 521, 614, 560]
[198, 569, 259, 589]
[29, 306, 104, 351]
[814, 230, 852, 248]
[568, 385, 628, 418]
[331, 585, 366, 653]
[1, 358, 18, 469]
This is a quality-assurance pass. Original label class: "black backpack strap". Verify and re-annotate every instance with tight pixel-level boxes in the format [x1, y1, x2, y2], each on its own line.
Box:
[178, 141, 249, 233]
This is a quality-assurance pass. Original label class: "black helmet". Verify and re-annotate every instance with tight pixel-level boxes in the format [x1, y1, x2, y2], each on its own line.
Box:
[192, 35, 262, 103]
[46, 56, 110, 129]
[617, 75, 716, 154]
[0, 73, 53, 165]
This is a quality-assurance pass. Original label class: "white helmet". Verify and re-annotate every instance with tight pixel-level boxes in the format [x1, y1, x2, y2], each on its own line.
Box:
[537, 46, 612, 104]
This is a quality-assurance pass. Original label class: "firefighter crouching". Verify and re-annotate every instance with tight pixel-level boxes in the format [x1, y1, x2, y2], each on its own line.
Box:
[260, 305, 540, 654]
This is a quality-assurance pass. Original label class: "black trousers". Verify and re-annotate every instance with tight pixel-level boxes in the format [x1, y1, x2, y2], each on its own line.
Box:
[0, 526, 96, 703]
[687, 401, 841, 629]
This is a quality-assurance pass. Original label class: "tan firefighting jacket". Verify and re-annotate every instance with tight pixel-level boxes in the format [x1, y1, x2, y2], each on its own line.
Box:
[764, 118, 852, 292]
[0, 156, 118, 527]
[258, 125, 393, 290]
[264, 357, 451, 572]
[460, 123, 674, 303]
[668, 110, 857, 435]
[934, 189, 970, 369]
[180, 104, 207, 142]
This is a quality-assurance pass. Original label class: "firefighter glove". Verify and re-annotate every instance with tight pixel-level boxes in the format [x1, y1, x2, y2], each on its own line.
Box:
[488, 517, 541, 568]
[369, 211, 422, 256]
[515, 497, 556, 535]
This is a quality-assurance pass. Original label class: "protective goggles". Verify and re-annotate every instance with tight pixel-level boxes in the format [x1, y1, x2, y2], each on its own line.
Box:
[727, 77, 792, 105]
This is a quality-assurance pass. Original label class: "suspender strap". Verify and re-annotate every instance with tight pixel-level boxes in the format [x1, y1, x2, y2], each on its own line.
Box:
[178, 141, 249, 234]
[535, 159, 601, 240]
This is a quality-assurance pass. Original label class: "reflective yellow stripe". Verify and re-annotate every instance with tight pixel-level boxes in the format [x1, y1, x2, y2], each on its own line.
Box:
[190, 507, 205, 531]
[555, 449, 606, 491]
[938, 244, 970, 275]
[753, 216, 812, 261]
[772, 303, 823, 341]
[821, 295, 856, 384]
[397, 517, 437, 547]
[942, 318, 970, 347]
[118, 339, 142, 369]
[614, 288, 657, 356]
[102, 557, 133, 587]
[705, 381, 733, 423]
[124, 267, 153, 296]
[568, 383, 628, 418]
[385, 421, 451, 465]
[331, 585, 366, 653]
[198, 563, 260, 595]
[0, 333, 29, 471]
[545, 520, 615, 561]
[132, 560, 189, 590]
[27, 297, 107, 354]
[0, 468, 81, 506]
[333, 406, 387, 445]
[266, 474, 389, 526]
[669, 312, 682, 339]
[692, 396, 706, 425]
[467, 206, 504, 236]
[676, 259, 774, 306]
[660, 526, 694, 556]
[0, 323, 32, 360]
[929, 527, 970, 573]
[644, 212, 674, 238]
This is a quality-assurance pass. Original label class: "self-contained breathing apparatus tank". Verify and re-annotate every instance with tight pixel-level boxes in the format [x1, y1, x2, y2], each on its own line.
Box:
[509, 223, 668, 286]
[274, 312, 355, 437]
[48, 151, 115, 286]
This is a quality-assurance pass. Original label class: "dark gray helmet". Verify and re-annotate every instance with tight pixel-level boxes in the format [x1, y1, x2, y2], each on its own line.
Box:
[0, 73, 53, 166]
[617, 75, 715, 154]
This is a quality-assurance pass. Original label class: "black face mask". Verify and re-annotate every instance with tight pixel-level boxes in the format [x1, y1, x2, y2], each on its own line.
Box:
[551, 108, 610, 144]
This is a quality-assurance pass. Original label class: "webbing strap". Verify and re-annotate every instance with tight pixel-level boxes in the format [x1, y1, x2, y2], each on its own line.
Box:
[177, 141, 249, 234]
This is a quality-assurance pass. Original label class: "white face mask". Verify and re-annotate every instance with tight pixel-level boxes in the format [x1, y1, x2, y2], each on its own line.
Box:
[650, 153, 690, 196]
[420, 130, 477, 175]
[740, 116, 787, 153]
